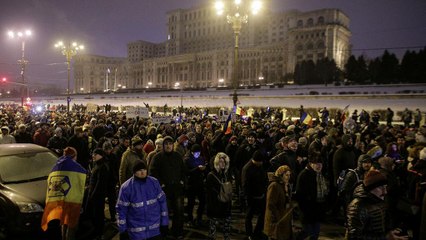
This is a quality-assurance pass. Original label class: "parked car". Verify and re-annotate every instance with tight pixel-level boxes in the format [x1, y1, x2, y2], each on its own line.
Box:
[0, 144, 58, 236]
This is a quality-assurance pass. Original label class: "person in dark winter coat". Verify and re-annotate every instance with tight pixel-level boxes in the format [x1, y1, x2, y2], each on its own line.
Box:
[103, 141, 119, 222]
[13, 124, 33, 143]
[346, 170, 408, 240]
[67, 126, 91, 170]
[296, 152, 328, 240]
[205, 152, 232, 240]
[242, 150, 269, 240]
[184, 144, 207, 226]
[270, 134, 301, 184]
[234, 131, 259, 211]
[116, 160, 169, 240]
[339, 154, 372, 208]
[333, 134, 356, 186]
[87, 148, 111, 240]
[47, 127, 68, 156]
[149, 136, 186, 239]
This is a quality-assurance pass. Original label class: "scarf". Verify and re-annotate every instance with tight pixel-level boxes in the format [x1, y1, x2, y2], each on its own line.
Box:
[316, 172, 328, 202]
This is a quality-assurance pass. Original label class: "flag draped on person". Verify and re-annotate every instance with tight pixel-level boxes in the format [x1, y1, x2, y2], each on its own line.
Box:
[41, 155, 87, 231]
[300, 111, 313, 126]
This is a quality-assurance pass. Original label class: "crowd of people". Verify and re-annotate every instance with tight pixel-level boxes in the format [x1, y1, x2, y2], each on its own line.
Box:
[0, 103, 425, 240]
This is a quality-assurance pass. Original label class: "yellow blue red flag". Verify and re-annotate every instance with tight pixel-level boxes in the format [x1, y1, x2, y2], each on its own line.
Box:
[300, 112, 313, 126]
[41, 156, 87, 231]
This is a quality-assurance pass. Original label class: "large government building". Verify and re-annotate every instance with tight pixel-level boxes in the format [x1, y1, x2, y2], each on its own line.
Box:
[74, 3, 351, 93]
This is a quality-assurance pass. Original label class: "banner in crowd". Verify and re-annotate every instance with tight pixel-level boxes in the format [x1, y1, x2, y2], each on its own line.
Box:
[126, 107, 149, 118]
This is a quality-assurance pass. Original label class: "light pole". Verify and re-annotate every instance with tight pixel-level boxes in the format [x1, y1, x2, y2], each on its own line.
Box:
[215, 0, 262, 107]
[8, 29, 32, 106]
[54, 41, 84, 112]
[175, 82, 183, 116]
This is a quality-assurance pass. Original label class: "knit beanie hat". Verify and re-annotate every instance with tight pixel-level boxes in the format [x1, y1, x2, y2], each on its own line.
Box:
[358, 154, 372, 164]
[177, 134, 189, 144]
[131, 136, 144, 147]
[63, 147, 77, 158]
[143, 140, 155, 155]
[191, 144, 201, 153]
[162, 136, 174, 146]
[363, 170, 387, 191]
[229, 135, 238, 142]
[133, 160, 147, 173]
[92, 148, 105, 157]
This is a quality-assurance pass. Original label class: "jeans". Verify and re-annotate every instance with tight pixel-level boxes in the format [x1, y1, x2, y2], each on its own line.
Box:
[208, 216, 231, 240]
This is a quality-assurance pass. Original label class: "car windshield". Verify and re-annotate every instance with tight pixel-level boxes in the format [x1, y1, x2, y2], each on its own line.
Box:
[0, 151, 58, 183]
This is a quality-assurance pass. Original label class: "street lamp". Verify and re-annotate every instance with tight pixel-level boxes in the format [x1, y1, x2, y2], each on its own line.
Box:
[215, 0, 262, 107]
[54, 41, 84, 112]
[8, 29, 32, 106]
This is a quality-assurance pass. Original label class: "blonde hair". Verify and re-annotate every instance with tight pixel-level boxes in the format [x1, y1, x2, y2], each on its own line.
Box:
[274, 165, 291, 177]
[213, 152, 230, 173]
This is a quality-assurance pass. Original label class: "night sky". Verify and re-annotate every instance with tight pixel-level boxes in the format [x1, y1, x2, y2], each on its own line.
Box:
[0, 0, 425, 89]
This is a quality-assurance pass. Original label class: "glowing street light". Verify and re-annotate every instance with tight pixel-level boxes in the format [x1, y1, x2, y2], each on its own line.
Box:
[214, 0, 262, 107]
[7, 29, 32, 106]
[55, 41, 84, 112]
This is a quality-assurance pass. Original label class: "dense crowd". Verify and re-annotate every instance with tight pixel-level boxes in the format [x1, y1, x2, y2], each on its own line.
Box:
[0, 103, 425, 240]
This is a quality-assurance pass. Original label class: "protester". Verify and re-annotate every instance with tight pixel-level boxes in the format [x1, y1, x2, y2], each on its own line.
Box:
[119, 136, 145, 185]
[346, 170, 408, 240]
[149, 136, 186, 239]
[242, 150, 269, 240]
[41, 147, 87, 240]
[184, 144, 207, 226]
[296, 152, 328, 240]
[205, 152, 232, 240]
[0, 125, 16, 144]
[264, 165, 293, 240]
[87, 148, 111, 240]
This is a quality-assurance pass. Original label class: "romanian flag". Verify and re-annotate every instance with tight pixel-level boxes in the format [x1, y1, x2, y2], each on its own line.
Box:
[223, 113, 233, 135]
[236, 107, 246, 116]
[41, 156, 87, 231]
[341, 104, 350, 123]
[300, 112, 313, 126]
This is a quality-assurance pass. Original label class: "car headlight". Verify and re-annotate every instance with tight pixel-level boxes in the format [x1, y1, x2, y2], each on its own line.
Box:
[16, 202, 44, 213]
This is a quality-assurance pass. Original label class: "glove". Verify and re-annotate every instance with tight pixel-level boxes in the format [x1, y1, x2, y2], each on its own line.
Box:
[119, 231, 130, 240]
[160, 225, 169, 236]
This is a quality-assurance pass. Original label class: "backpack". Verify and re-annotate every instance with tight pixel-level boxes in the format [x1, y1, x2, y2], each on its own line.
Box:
[337, 169, 359, 194]
[211, 173, 233, 203]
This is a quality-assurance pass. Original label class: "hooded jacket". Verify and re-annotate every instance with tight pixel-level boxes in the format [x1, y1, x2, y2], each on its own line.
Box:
[0, 127, 16, 144]
[340, 155, 370, 206]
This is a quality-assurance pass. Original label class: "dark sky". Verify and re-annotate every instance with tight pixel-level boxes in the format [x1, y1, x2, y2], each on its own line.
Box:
[0, 0, 425, 88]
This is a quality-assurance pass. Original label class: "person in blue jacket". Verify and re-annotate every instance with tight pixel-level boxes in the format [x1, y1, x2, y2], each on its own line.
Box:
[116, 160, 169, 240]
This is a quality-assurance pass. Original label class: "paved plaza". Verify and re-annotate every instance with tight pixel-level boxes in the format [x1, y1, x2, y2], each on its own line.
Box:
[104, 202, 346, 240]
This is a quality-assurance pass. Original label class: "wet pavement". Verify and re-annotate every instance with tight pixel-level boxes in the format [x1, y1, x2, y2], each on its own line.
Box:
[105, 202, 346, 240]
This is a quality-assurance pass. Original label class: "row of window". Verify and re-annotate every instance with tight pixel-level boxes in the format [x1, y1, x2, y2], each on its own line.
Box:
[296, 41, 326, 51]
[295, 31, 326, 40]
[297, 16, 325, 27]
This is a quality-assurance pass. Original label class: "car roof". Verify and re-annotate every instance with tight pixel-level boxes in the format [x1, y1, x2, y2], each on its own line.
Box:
[0, 144, 52, 157]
